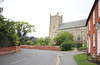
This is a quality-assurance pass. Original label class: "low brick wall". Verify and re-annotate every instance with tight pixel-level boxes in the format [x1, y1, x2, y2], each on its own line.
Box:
[0, 46, 20, 55]
[16, 46, 21, 52]
[20, 45, 60, 51]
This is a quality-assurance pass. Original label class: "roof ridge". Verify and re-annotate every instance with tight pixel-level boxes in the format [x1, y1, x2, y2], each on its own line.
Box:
[61, 19, 86, 24]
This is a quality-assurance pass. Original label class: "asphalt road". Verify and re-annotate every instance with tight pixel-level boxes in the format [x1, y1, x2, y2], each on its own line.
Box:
[0, 49, 83, 65]
[0, 49, 58, 65]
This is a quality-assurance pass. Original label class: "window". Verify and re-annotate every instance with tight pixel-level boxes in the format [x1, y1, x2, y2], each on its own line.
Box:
[77, 35, 80, 41]
[93, 10, 95, 25]
[93, 33, 95, 47]
[89, 20, 90, 31]
[99, 0, 100, 17]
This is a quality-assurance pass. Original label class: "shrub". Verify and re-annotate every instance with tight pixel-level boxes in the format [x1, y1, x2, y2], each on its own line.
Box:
[16, 41, 20, 46]
[79, 43, 87, 51]
[41, 43, 46, 45]
[25, 42, 34, 45]
[53, 32, 73, 45]
[60, 41, 72, 51]
[37, 43, 41, 45]
[37, 37, 51, 45]
[76, 43, 82, 49]
[0, 32, 15, 47]
[21, 42, 24, 45]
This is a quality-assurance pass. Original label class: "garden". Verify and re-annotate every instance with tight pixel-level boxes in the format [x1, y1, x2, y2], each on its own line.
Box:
[19, 31, 87, 51]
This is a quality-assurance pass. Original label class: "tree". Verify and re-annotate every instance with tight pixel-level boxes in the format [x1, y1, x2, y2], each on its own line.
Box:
[53, 32, 73, 45]
[0, 15, 16, 47]
[15, 22, 35, 38]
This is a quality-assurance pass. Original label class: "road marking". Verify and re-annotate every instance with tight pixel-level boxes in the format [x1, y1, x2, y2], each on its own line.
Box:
[11, 58, 27, 65]
[55, 53, 61, 65]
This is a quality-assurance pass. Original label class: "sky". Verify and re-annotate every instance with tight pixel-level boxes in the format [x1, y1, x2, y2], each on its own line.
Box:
[2, 0, 95, 38]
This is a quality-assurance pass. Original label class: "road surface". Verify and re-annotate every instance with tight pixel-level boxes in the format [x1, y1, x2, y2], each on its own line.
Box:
[0, 49, 83, 65]
[0, 49, 58, 65]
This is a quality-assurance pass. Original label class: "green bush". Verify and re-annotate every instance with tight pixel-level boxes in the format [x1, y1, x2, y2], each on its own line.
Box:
[60, 41, 72, 51]
[25, 42, 34, 45]
[0, 32, 15, 47]
[21, 42, 25, 45]
[53, 32, 73, 45]
[76, 43, 82, 49]
[79, 43, 87, 51]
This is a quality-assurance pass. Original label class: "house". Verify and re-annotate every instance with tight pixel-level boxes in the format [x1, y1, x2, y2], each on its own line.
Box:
[86, 0, 100, 56]
[49, 13, 87, 43]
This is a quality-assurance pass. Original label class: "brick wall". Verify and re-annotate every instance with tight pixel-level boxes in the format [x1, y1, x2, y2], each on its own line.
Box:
[0, 46, 20, 55]
[20, 45, 60, 51]
[87, 0, 99, 56]
[16, 46, 21, 52]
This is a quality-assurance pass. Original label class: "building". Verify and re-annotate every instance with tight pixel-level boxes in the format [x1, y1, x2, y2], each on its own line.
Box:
[86, 0, 100, 56]
[49, 13, 87, 43]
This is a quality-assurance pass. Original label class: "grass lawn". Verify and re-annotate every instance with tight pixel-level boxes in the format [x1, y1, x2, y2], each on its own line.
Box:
[74, 54, 97, 65]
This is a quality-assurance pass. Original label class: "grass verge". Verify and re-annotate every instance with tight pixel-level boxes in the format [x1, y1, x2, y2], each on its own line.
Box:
[74, 53, 97, 65]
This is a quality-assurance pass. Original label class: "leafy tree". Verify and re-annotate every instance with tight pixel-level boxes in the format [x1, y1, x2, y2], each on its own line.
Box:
[15, 22, 35, 38]
[0, 15, 16, 47]
[53, 32, 73, 45]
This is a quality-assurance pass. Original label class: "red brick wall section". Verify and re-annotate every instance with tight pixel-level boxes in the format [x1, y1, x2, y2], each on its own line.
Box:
[20, 45, 60, 51]
[87, 1, 99, 56]
[0, 46, 20, 55]
[16, 46, 21, 52]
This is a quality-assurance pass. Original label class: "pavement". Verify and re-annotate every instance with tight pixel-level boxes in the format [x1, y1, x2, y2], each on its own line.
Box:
[59, 49, 84, 65]
[0, 48, 83, 65]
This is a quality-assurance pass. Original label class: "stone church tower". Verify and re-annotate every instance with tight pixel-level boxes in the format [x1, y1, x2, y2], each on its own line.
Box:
[49, 13, 63, 39]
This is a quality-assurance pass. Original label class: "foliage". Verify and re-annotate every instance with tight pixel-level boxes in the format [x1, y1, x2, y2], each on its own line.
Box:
[0, 15, 16, 47]
[37, 43, 41, 45]
[0, 32, 11, 47]
[37, 37, 51, 45]
[74, 54, 96, 65]
[76, 43, 82, 49]
[19, 36, 30, 43]
[21, 42, 25, 45]
[53, 32, 73, 45]
[60, 41, 72, 51]
[25, 41, 34, 45]
[37, 38, 44, 44]
[30, 36, 37, 44]
[43, 37, 51, 45]
[16, 41, 20, 46]
[79, 43, 87, 51]
[14, 21, 35, 38]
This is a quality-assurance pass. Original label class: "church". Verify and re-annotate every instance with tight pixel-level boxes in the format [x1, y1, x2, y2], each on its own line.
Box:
[49, 13, 87, 43]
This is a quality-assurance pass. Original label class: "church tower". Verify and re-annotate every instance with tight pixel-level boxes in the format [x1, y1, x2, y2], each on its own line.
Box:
[49, 13, 63, 39]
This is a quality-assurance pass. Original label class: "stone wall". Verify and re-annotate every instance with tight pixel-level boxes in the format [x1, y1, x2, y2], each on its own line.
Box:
[20, 45, 60, 51]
